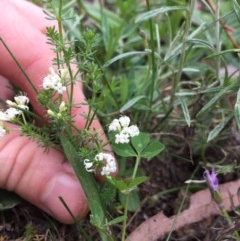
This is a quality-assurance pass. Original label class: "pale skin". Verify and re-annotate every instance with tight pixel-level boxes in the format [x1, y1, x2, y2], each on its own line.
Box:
[0, 0, 110, 224]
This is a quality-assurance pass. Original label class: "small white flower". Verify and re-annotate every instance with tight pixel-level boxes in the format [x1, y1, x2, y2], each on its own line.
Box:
[6, 95, 29, 111]
[47, 109, 55, 117]
[0, 125, 6, 137]
[0, 111, 10, 121]
[4, 108, 21, 121]
[115, 132, 130, 144]
[86, 152, 117, 176]
[119, 116, 130, 127]
[109, 116, 140, 144]
[84, 159, 94, 172]
[95, 152, 104, 161]
[108, 119, 121, 132]
[43, 67, 67, 94]
[98, 153, 117, 176]
[59, 68, 68, 78]
[127, 125, 140, 137]
[14, 95, 29, 106]
[59, 101, 67, 113]
[55, 82, 67, 94]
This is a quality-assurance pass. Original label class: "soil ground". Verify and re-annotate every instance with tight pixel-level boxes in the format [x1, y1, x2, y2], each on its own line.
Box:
[1, 145, 240, 241]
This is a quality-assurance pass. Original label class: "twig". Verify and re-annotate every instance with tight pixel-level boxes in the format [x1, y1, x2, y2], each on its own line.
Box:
[206, 0, 240, 48]
[126, 179, 240, 241]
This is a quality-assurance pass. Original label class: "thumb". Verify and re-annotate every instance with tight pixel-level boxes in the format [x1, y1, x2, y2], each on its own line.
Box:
[0, 123, 88, 224]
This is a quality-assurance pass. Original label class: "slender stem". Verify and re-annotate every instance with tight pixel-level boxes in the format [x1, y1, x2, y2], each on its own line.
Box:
[219, 205, 240, 240]
[56, 0, 64, 69]
[121, 155, 141, 241]
[145, 0, 156, 112]
[215, 0, 221, 83]
[0, 38, 38, 94]
[121, 193, 130, 241]
[132, 155, 141, 180]
[169, 0, 195, 108]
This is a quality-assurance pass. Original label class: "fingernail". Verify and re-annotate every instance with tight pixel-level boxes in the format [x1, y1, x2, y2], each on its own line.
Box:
[41, 173, 86, 222]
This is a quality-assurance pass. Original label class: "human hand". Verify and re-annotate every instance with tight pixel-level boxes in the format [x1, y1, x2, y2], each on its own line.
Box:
[0, 0, 109, 224]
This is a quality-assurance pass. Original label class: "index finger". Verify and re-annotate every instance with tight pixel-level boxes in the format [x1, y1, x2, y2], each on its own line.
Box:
[0, 0, 107, 137]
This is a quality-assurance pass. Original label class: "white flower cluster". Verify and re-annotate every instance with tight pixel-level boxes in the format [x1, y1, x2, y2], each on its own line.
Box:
[43, 67, 67, 94]
[84, 152, 117, 176]
[108, 116, 140, 144]
[0, 95, 29, 121]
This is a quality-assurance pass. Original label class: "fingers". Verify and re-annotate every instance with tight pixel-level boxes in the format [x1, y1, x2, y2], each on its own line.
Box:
[0, 0, 55, 113]
[0, 0, 116, 223]
[0, 123, 88, 224]
[7, 0, 56, 33]
[0, 0, 107, 135]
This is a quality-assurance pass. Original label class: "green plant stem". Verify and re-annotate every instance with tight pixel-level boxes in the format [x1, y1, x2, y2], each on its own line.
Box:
[166, 165, 199, 241]
[121, 155, 141, 241]
[56, 0, 64, 68]
[145, 0, 156, 113]
[219, 205, 240, 240]
[132, 155, 141, 180]
[169, 0, 195, 108]
[215, 0, 221, 84]
[55, 0, 74, 112]
[0, 38, 38, 94]
[121, 193, 130, 241]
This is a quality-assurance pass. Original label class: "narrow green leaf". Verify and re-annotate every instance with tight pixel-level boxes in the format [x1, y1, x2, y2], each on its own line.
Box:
[135, 6, 187, 23]
[234, 89, 240, 129]
[232, 0, 240, 23]
[179, 97, 191, 127]
[60, 136, 105, 228]
[131, 133, 150, 154]
[103, 216, 127, 226]
[197, 82, 236, 117]
[205, 49, 240, 59]
[103, 51, 148, 67]
[78, 1, 123, 27]
[207, 113, 233, 142]
[141, 141, 165, 159]
[120, 96, 146, 112]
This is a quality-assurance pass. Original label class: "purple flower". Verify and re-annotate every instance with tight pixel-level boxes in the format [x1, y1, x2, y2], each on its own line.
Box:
[203, 168, 219, 191]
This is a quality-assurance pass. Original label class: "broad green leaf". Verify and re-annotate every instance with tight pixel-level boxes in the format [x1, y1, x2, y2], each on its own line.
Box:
[107, 176, 148, 193]
[120, 96, 147, 112]
[119, 190, 140, 212]
[179, 97, 191, 127]
[112, 143, 137, 157]
[127, 176, 149, 191]
[0, 189, 21, 210]
[135, 6, 187, 23]
[131, 133, 150, 154]
[207, 113, 233, 142]
[141, 141, 165, 159]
